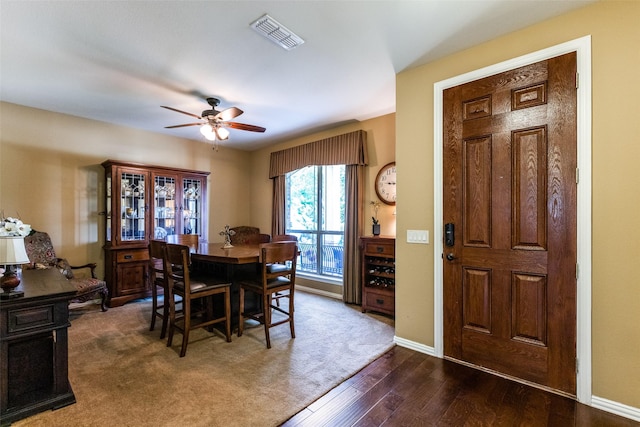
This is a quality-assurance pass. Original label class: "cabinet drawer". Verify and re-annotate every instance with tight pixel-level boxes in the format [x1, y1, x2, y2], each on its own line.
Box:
[8, 305, 55, 334]
[364, 291, 395, 312]
[363, 241, 394, 257]
[116, 250, 149, 263]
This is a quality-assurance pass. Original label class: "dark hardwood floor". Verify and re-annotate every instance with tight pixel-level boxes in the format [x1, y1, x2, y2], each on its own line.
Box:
[281, 346, 638, 427]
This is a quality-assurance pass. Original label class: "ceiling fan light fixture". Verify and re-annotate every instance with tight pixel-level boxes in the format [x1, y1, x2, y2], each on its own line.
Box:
[216, 127, 230, 140]
[250, 14, 304, 51]
[163, 99, 264, 149]
[200, 124, 216, 141]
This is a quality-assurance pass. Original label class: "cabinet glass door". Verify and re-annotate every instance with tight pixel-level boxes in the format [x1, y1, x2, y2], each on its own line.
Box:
[182, 177, 203, 235]
[154, 175, 176, 239]
[121, 172, 146, 241]
[106, 173, 112, 241]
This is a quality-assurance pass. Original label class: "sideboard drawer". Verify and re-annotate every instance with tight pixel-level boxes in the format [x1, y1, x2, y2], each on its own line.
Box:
[8, 305, 55, 334]
[364, 291, 395, 313]
[363, 241, 394, 257]
[116, 250, 149, 263]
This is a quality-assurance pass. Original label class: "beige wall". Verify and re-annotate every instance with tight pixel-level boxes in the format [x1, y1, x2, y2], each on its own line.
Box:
[396, 0, 639, 408]
[0, 102, 252, 278]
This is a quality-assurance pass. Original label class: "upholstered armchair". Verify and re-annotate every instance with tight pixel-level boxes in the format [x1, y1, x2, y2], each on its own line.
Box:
[24, 231, 108, 311]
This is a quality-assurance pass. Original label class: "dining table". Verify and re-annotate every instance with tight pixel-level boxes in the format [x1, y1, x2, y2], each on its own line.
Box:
[189, 242, 262, 331]
[191, 242, 260, 265]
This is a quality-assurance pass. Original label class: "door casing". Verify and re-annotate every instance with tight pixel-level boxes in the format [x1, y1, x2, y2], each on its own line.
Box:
[432, 35, 592, 404]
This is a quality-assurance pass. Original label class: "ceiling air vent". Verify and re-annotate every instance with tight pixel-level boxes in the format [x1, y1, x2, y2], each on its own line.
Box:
[250, 14, 304, 51]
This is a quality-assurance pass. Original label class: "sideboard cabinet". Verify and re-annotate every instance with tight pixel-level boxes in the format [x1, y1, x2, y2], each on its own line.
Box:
[102, 160, 209, 307]
[360, 236, 395, 317]
[0, 269, 77, 425]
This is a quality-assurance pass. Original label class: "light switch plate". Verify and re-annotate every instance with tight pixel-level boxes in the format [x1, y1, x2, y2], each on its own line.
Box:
[407, 229, 429, 244]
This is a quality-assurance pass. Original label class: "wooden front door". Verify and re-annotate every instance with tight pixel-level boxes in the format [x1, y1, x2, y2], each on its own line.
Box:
[443, 52, 577, 395]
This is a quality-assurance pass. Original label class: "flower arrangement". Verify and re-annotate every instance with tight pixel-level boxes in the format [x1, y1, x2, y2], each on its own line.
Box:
[370, 201, 380, 225]
[370, 201, 381, 235]
[0, 216, 32, 237]
[219, 225, 236, 249]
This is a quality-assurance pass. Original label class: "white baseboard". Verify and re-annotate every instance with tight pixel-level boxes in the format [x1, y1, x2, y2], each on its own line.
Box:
[394, 337, 640, 423]
[394, 336, 436, 356]
[592, 396, 640, 422]
[295, 284, 342, 300]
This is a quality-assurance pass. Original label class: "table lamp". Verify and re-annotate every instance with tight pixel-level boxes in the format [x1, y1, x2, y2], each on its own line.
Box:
[0, 236, 30, 299]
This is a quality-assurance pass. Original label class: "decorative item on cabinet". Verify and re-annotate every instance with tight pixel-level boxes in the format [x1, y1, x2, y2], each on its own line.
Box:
[0, 216, 32, 299]
[370, 201, 381, 236]
[0, 237, 30, 298]
[102, 160, 209, 307]
[360, 236, 395, 317]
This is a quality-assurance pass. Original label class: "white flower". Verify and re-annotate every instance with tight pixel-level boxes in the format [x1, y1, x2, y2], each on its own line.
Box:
[0, 217, 32, 237]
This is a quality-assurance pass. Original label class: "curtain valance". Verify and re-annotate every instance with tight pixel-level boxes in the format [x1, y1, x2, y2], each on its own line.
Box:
[269, 130, 368, 178]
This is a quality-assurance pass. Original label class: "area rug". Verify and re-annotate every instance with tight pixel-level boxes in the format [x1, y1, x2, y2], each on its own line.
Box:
[14, 291, 395, 427]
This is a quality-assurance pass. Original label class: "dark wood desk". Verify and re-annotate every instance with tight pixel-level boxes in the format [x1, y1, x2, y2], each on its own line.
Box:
[190, 243, 261, 331]
[0, 268, 77, 426]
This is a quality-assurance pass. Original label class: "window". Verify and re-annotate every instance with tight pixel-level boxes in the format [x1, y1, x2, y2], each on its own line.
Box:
[285, 165, 345, 279]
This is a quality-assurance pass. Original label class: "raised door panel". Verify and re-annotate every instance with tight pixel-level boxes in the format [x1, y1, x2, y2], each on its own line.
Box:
[116, 262, 148, 296]
[463, 136, 492, 248]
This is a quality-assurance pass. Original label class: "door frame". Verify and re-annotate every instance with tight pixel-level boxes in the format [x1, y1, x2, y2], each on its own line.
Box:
[433, 36, 592, 404]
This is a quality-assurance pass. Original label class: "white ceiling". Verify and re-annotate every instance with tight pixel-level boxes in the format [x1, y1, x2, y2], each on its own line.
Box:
[1, 1, 594, 151]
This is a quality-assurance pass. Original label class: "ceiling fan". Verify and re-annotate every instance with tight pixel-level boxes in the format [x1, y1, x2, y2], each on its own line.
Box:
[161, 97, 266, 141]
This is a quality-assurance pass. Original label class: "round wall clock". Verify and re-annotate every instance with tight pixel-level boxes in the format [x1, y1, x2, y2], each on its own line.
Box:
[375, 162, 396, 205]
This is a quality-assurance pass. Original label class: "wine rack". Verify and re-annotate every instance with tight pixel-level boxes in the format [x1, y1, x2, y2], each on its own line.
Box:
[360, 236, 395, 316]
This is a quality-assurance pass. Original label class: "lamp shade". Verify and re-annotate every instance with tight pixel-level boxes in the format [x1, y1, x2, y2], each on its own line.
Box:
[200, 124, 216, 141]
[215, 127, 230, 140]
[0, 236, 30, 265]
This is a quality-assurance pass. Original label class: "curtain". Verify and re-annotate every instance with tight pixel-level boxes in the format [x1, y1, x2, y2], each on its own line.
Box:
[269, 130, 368, 303]
[269, 130, 368, 177]
[271, 176, 286, 236]
[343, 164, 365, 303]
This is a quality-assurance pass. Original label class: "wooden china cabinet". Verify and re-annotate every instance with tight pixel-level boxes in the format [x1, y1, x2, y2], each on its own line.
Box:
[102, 160, 209, 307]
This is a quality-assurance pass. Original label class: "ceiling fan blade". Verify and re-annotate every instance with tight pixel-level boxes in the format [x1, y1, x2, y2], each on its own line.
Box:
[161, 105, 202, 120]
[165, 122, 203, 129]
[215, 107, 243, 121]
[225, 121, 266, 133]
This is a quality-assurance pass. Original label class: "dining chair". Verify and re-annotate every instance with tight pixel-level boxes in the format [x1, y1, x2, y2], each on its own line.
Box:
[230, 226, 271, 245]
[166, 233, 200, 248]
[268, 235, 298, 306]
[271, 234, 298, 242]
[238, 241, 297, 349]
[165, 243, 232, 357]
[148, 240, 170, 338]
[230, 226, 259, 245]
[247, 233, 271, 245]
